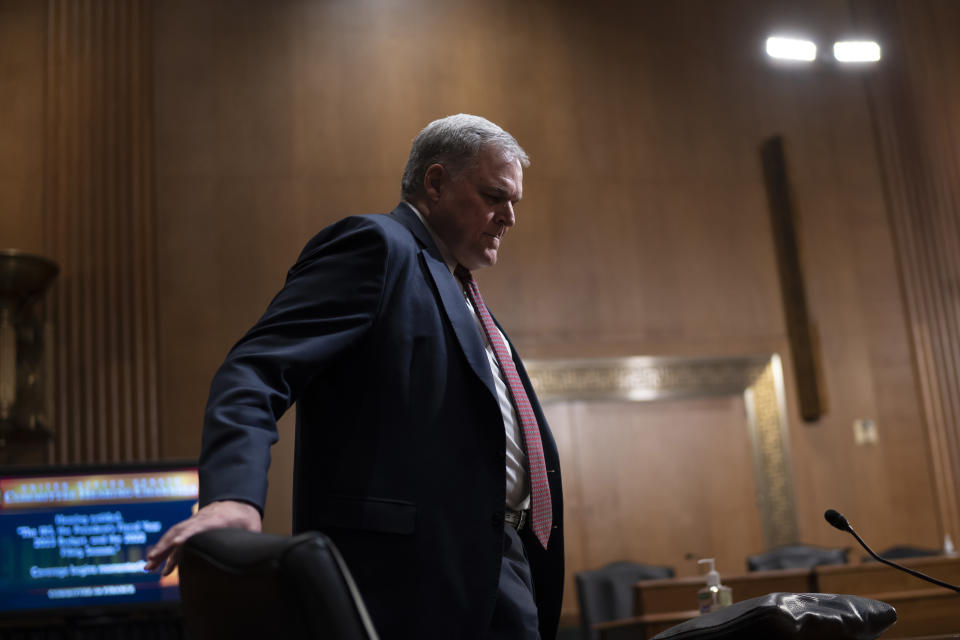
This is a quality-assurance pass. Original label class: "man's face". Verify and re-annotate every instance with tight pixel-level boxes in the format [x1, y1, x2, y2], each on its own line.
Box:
[424, 145, 523, 271]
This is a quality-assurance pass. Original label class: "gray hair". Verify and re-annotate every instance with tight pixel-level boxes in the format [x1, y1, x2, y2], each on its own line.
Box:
[400, 114, 530, 199]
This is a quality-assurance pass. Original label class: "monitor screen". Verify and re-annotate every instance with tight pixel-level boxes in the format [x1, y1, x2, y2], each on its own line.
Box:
[0, 461, 198, 617]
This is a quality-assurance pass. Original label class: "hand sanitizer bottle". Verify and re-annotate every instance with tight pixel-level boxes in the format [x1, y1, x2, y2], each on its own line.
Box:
[697, 558, 733, 614]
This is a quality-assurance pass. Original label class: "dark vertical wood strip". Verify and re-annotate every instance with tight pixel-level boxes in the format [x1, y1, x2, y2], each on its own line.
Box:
[62, 0, 74, 464]
[92, 0, 107, 462]
[760, 136, 822, 422]
[72, 0, 85, 462]
[80, 0, 95, 462]
[67, 0, 83, 463]
[117, 0, 134, 461]
[56, 0, 68, 464]
[71, 0, 82, 460]
[53, 0, 64, 462]
[41, 0, 56, 464]
[139, 0, 160, 459]
[129, 0, 147, 460]
[45, 0, 66, 463]
[71, 0, 84, 462]
[134, 0, 148, 460]
[70, 0, 80, 460]
[104, 0, 120, 462]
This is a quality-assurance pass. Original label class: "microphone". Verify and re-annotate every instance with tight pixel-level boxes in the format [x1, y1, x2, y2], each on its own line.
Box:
[824, 508, 960, 593]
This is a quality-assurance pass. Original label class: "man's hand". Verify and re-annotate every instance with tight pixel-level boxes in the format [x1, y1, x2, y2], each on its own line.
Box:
[145, 500, 261, 575]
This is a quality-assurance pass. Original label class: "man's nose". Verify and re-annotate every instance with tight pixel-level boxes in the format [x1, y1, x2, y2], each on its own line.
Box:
[497, 201, 516, 227]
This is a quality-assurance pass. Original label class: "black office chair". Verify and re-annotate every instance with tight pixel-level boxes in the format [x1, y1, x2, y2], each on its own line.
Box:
[863, 544, 942, 561]
[178, 528, 379, 640]
[747, 544, 849, 571]
[575, 561, 675, 640]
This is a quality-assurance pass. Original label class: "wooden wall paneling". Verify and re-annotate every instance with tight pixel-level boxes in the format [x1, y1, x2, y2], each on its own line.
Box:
[42, 0, 160, 465]
[546, 395, 768, 617]
[133, 0, 160, 463]
[0, 0, 46, 255]
[148, 0, 947, 623]
[740, 2, 940, 551]
[854, 0, 960, 543]
[0, 1, 48, 464]
[1, 3, 952, 631]
[541, 401, 580, 622]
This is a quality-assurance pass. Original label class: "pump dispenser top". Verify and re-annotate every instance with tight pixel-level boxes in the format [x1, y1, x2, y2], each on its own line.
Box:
[697, 558, 732, 614]
[699, 558, 720, 587]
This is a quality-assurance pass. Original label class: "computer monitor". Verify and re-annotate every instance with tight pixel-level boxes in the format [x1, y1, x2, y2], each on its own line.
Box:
[0, 461, 198, 618]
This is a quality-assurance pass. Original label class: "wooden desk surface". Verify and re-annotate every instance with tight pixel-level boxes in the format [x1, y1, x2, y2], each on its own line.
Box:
[816, 556, 960, 637]
[599, 591, 960, 640]
[816, 555, 960, 595]
[596, 611, 698, 640]
[633, 567, 815, 615]
[869, 588, 960, 638]
[596, 557, 960, 640]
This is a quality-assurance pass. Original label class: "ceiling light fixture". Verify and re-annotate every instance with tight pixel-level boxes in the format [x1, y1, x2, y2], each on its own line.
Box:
[833, 40, 881, 63]
[765, 36, 817, 62]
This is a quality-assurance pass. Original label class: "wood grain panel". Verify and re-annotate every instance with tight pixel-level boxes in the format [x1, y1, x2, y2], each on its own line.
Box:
[0, 1, 47, 463]
[761, 137, 822, 422]
[545, 396, 766, 615]
[146, 0, 951, 625]
[816, 555, 960, 595]
[0, 0, 46, 254]
[0, 2, 953, 630]
[853, 0, 960, 542]
[42, 0, 159, 464]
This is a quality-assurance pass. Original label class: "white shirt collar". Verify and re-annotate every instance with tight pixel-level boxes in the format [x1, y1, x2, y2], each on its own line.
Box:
[403, 201, 457, 274]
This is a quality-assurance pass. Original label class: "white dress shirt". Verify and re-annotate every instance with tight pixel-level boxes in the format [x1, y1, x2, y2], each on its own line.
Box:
[404, 202, 531, 511]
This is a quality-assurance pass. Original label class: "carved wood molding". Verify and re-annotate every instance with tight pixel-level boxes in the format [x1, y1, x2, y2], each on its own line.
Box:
[526, 354, 799, 548]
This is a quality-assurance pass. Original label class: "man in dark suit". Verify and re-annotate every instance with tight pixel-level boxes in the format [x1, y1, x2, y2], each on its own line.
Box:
[146, 114, 564, 639]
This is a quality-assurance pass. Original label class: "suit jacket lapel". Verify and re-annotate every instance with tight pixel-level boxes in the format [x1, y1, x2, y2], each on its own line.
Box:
[389, 204, 497, 398]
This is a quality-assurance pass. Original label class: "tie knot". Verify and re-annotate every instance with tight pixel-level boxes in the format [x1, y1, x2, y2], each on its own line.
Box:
[454, 264, 473, 284]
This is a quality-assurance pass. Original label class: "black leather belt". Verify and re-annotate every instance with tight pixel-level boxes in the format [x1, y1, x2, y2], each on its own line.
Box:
[504, 509, 528, 530]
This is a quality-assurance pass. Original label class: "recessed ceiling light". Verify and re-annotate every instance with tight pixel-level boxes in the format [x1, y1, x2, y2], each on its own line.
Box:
[766, 36, 817, 62]
[833, 40, 881, 63]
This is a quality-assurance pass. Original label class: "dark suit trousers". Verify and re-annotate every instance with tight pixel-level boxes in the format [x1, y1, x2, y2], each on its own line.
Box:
[489, 524, 541, 640]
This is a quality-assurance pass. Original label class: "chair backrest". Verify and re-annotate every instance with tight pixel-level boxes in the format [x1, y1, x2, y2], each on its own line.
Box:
[179, 528, 378, 640]
[747, 544, 848, 572]
[575, 561, 675, 640]
[865, 545, 942, 561]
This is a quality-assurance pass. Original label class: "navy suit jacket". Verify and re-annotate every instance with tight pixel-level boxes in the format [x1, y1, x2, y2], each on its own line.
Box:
[198, 204, 564, 639]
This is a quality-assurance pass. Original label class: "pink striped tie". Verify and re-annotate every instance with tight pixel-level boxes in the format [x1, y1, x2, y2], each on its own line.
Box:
[455, 265, 552, 549]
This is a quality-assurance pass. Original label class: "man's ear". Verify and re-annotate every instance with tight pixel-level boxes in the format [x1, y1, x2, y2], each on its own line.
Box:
[423, 163, 447, 203]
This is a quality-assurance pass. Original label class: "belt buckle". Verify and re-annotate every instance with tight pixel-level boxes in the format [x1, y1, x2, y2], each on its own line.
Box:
[505, 509, 527, 530]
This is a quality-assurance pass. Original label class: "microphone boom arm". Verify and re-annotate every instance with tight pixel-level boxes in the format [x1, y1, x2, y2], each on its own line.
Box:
[825, 509, 960, 594]
[847, 523, 960, 593]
